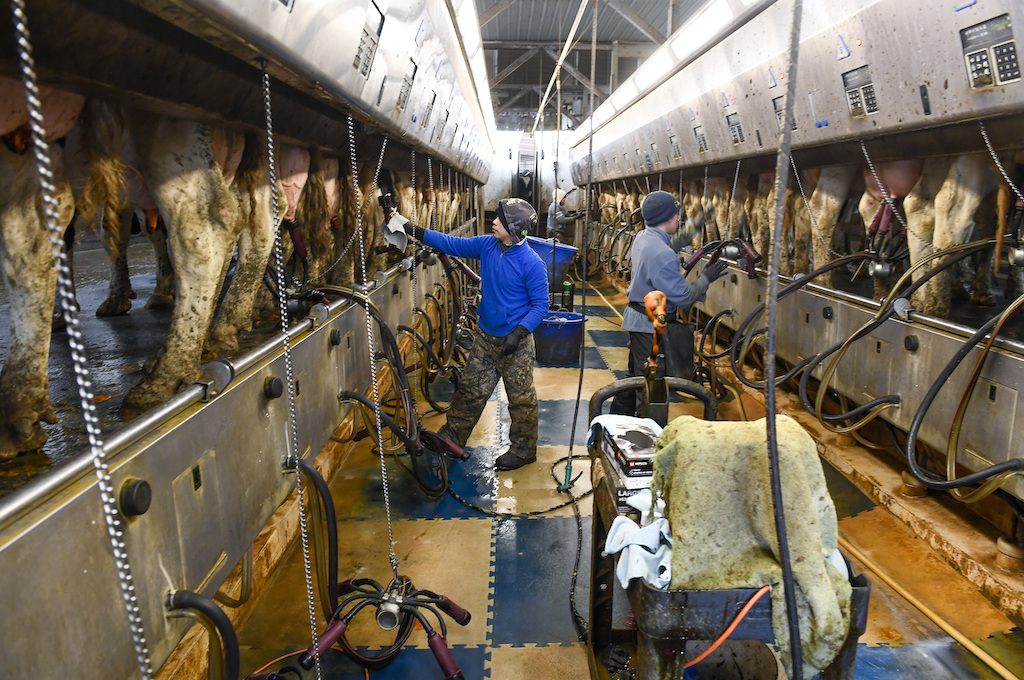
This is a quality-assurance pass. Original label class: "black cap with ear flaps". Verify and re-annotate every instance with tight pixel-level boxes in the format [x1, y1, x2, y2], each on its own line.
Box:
[496, 198, 538, 244]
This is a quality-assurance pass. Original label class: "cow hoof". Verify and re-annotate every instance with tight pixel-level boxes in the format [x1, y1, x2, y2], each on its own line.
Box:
[1, 417, 48, 458]
[129, 289, 137, 300]
[145, 293, 174, 309]
[971, 292, 995, 307]
[96, 297, 132, 317]
[202, 337, 239, 361]
[121, 385, 162, 419]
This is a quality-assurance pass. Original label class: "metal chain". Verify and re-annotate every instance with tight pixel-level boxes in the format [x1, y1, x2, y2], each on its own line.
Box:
[347, 114, 400, 579]
[859, 140, 934, 251]
[260, 61, 323, 680]
[409, 148, 419, 413]
[310, 120, 388, 284]
[428, 157, 436, 232]
[9, 3, 156, 677]
[980, 121, 1024, 205]
[725, 159, 741, 237]
[789, 155, 846, 260]
[700, 165, 709, 243]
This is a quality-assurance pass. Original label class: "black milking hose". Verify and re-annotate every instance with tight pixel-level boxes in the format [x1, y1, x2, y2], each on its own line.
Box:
[167, 590, 239, 680]
[287, 457, 339, 614]
[903, 314, 1024, 490]
[729, 252, 875, 389]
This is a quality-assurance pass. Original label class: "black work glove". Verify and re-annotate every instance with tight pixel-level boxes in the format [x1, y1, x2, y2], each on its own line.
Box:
[703, 259, 728, 282]
[501, 325, 530, 357]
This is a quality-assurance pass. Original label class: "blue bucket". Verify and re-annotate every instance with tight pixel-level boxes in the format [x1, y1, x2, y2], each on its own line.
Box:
[526, 236, 578, 287]
[533, 312, 583, 365]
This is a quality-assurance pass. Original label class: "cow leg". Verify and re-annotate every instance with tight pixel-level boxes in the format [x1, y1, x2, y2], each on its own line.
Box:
[121, 117, 242, 415]
[903, 157, 950, 310]
[207, 170, 276, 358]
[143, 211, 176, 309]
[0, 146, 74, 457]
[919, 155, 988, 318]
[856, 188, 891, 300]
[806, 166, 857, 287]
[51, 220, 76, 332]
[95, 209, 135, 317]
[968, 190, 1000, 306]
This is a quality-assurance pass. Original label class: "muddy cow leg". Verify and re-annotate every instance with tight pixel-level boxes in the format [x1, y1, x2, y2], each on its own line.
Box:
[918, 155, 988, 318]
[206, 132, 278, 359]
[142, 210, 176, 309]
[806, 166, 857, 288]
[0, 146, 74, 457]
[95, 208, 135, 317]
[121, 116, 243, 415]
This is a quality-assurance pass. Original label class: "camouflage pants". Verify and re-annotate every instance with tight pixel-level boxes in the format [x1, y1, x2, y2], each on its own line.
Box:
[442, 330, 538, 459]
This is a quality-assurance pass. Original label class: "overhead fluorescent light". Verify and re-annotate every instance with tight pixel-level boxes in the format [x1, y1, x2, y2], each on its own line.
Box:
[634, 51, 674, 91]
[671, 0, 733, 60]
[610, 81, 638, 111]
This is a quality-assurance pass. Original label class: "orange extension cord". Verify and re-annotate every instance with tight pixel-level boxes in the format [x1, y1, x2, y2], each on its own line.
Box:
[683, 585, 772, 669]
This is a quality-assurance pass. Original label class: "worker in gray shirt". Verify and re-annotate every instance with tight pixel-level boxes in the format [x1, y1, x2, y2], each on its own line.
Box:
[609, 190, 729, 416]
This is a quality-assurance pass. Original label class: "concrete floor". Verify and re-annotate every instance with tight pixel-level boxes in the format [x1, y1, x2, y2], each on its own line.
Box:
[232, 285, 1024, 680]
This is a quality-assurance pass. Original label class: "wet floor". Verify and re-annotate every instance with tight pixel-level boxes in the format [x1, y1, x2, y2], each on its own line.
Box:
[0, 231, 172, 492]
[232, 284, 1024, 680]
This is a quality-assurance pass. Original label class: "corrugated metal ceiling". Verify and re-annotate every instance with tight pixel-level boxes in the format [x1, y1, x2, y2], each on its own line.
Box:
[477, 0, 709, 130]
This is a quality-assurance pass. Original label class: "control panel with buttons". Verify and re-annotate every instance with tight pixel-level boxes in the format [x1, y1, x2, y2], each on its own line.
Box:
[842, 64, 877, 117]
[961, 14, 1020, 89]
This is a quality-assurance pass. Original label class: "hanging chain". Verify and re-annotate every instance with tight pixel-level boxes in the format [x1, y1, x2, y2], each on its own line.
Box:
[260, 61, 323, 680]
[980, 121, 1024, 205]
[700, 165, 709, 244]
[310, 120, 386, 284]
[428, 158, 436, 232]
[725, 159, 741, 237]
[9, 3, 155, 677]
[409, 148, 419, 413]
[347, 114, 400, 580]
[859, 140, 934, 251]
[789, 156, 846, 260]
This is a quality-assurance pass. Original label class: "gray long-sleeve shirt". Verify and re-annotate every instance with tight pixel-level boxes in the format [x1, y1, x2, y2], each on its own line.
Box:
[546, 201, 574, 236]
[621, 227, 709, 333]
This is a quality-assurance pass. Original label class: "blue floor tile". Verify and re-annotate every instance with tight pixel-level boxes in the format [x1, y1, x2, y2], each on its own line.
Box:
[491, 517, 592, 645]
[537, 400, 592, 447]
[338, 444, 497, 521]
[588, 329, 628, 347]
[577, 303, 620, 318]
[536, 345, 607, 369]
[299, 644, 489, 680]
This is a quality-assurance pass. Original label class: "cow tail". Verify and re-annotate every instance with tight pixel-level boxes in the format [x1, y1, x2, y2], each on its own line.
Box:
[76, 101, 127, 251]
[297, 151, 332, 261]
[236, 132, 265, 233]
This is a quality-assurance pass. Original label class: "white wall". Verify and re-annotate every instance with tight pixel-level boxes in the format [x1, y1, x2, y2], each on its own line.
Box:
[482, 129, 580, 215]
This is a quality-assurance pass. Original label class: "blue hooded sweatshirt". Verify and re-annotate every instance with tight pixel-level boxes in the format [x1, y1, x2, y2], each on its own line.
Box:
[422, 231, 550, 337]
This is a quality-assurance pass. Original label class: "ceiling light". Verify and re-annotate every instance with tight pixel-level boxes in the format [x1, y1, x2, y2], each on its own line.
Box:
[610, 81, 638, 111]
[634, 51, 674, 91]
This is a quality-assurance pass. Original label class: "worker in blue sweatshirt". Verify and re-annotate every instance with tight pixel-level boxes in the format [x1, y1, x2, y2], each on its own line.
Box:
[390, 198, 549, 470]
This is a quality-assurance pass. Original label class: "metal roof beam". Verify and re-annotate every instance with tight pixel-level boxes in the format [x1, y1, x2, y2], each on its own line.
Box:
[490, 47, 540, 86]
[495, 87, 532, 115]
[484, 40, 656, 58]
[603, 0, 666, 44]
[542, 47, 608, 102]
[479, 0, 520, 28]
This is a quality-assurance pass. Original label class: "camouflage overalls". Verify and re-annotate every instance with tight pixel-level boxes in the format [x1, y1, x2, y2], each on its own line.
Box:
[441, 330, 538, 460]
